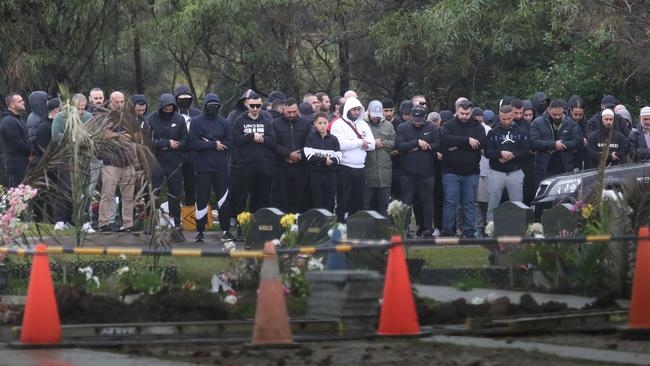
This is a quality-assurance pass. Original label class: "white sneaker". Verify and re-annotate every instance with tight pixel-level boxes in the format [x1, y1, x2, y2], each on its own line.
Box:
[82, 222, 96, 234]
[54, 221, 66, 231]
[433, 228, 441, 237]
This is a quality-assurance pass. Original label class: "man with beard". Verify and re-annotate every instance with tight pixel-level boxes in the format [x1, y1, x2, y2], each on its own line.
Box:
[190, 93, 234, 242]
[230, 93, 276, 221]
[271, 98, 311, 213]
[145, 94, 188, 230]
[567, 95, 589, 169]
[132, 94, 150, 126]
[587, 109, 628, 166]
[396, 105, 439, 236]
[629, 107, 650, 163]
[529, 99, 582, 186]
[316, 92, 332, 117]
[484, 105, 529, 223]
[511, 98, 535, 205]
[586, 95, 629, 138]
[364, 100, 395, 216]
[0, 93, 30, 187]
[87, 87, 105, 114]
[174, 85, 201, 208]
[522, 100, 535, 124]
[330, 97, 375, 222]
[440, 99, 486, 238]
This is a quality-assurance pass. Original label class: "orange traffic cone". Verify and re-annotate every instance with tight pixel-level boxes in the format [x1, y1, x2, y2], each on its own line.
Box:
[377, 235, 420, 335]
[251, 241, 294, 346]
[20, 244, 61, 344]
[628, 226, 650, 331]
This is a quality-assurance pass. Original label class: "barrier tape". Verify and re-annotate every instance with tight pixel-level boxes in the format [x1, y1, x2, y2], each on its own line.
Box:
[0, 235, 643, 258]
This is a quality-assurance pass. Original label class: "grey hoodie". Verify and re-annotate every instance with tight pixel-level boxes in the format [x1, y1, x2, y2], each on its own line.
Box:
[27, 91, 48, 144]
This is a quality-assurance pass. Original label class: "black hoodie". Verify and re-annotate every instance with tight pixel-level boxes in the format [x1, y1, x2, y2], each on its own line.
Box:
[587, 127, 629, 166]
[440, 117, 487, 175]
[27, 91, 48, 145]
[586, 111, 629, 138]
[173, 85, 201, 118]
[231, 109, 276, 169]
[227, 89, 273, 126]
[131, 94, 150, 123]
[532, 92, 550, 119]
[484, 123, 530, 172]
[189, 93, 232, 173]
[396, 121, 439, 177]
[144, 93, 188, 166]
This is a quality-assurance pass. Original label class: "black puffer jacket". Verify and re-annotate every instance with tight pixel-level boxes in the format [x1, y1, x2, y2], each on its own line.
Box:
[272, 115, 311, 165]
[189, 93, 232, 172]
[145, 93, 188, 166]
[529, 111, 582, 176]
[586, 111, 629, 138]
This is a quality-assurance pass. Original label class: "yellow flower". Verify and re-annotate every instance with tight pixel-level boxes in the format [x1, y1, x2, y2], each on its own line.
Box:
[280, 213, 297, 229]
[237, 212, 251, 225]
[581, 204, 594, 220]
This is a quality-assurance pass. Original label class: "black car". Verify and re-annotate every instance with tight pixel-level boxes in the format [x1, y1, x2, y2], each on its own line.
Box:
[530, 163, 650, 218]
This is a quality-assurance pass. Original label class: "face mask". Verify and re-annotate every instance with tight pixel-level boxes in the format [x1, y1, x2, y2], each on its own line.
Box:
[177, 98, 192, 109]
[161, 109, 174, 117]
[205, 103, 220, 116]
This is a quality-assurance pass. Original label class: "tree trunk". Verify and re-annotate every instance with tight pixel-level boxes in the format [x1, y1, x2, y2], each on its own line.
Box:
[133, 23, 144, 93]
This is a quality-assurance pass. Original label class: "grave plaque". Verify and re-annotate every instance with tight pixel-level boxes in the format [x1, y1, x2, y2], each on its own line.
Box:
[249, 208, 285, 249]
[494, 201, 533, 237]
[298, 209, 334, 246]
[347, 210, 391, 240]
[542, 203, 579, 237]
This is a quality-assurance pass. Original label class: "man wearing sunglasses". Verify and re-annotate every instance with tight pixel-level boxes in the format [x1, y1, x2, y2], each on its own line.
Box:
[230, 93, 276, 224]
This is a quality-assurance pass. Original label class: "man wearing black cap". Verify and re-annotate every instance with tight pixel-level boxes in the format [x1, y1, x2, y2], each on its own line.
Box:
[440, 99, 486, 237]
[586, 95, 629, 138]
[396, 105, 439, 236]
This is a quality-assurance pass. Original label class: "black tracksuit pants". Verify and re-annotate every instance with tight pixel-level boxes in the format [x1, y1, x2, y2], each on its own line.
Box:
[152, 162, 183, 227]
[336, 165, 366, 222]
[309, 171, 337, 213]
[181, 152, 195, 206]
[271, 164, 308, 213]
[401, 174, 435, 233]
[229, 165, 272, 218]
[195, 172, 231, 232]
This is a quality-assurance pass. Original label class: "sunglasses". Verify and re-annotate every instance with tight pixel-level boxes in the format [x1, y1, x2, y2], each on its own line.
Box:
[248, 104, 262, 109]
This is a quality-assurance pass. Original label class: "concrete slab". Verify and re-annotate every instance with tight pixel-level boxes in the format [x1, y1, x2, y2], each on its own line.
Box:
[413, 284, 630, 309]
[425, 335, 650, 366]
[0, 346, 195, 366]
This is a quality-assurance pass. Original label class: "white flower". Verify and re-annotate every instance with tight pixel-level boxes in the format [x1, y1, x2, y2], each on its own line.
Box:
[337, 223, 347, 234]
[602, 189, 622, 201]
[527, 223, 544, 236]
[307, 257, 324, 271]
[486, 292, 499, 304]
[290, 224, 298, 232]
[92, 276, 100, 288]
[79, 266, 93, 280]
[290, 266, 301, 275]
[224, 294, 238, 305]
[119, 254, 127, 261]
[534, 233, 545, 239]
[117, 266, 129, 276]
[272, 239, 281, 246]
[484, 222, 495, 237]
[223, 241, 236, 252]
[387, 200, 406, 217]
[470, 297, 485, 305]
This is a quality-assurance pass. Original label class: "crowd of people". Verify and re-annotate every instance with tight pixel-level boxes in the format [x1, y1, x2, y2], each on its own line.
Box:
[1, 87, 649, 241]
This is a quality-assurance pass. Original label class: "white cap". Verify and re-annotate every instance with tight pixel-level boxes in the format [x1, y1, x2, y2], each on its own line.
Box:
[602, 109, 614, 118]
[368, 100, 383, 118]
[640, 106, 650, 117]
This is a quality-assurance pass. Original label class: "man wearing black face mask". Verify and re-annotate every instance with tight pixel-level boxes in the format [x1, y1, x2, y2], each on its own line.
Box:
[271, 98, 311, 213]
[145, 93, 188, 230]
[189, 93, 234, 242]
[174, 85, 202, 209]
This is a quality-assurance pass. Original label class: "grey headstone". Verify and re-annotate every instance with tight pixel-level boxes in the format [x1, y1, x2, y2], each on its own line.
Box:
[347, 210, 391, 240]
[298, 209, 334, 246]
[494, 201, 533, 237]
[542, 203, 579, 237]
[250, 207, 285, 249]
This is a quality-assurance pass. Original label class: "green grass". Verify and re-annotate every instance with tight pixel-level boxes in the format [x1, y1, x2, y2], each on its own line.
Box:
[406, 246, 490, 269]
[23, 222, 77, 238]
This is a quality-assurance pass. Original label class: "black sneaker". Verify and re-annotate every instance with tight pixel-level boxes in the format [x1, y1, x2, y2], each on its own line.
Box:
[195, 231, 205, 242]
[119, 227, 133, 233]
[222, 231, 235, 241]
[98, 225, 112, 233]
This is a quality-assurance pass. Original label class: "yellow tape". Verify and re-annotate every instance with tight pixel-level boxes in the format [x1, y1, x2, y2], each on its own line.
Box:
[106, 248, 142, 257]
[0, 248, 8, 255]
[230, 251, 264, 258]
[47, 247, 65, 254]
[16, 249, 26, 257]
[74, 248, 106, 255]
[299, 247, 317, 255]
[170, 249, 203, 257]
[585, 235, 610, 242]
[336, 245, 352, 253]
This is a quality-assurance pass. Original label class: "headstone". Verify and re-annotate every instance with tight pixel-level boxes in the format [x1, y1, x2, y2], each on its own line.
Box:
[494, 201, 533, 237]
[542, 203, 579, 237]
[347, 210, 391, 240]
[298, 209, 334, 246]
[306, 270, 383, 333]
[250, 208, 285, 249]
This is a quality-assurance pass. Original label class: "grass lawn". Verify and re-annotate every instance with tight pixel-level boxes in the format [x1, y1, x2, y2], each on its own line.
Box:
[406, 245, 490, 268]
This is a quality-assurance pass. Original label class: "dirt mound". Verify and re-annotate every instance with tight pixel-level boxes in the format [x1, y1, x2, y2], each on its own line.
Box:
[54, 286, 230, 324]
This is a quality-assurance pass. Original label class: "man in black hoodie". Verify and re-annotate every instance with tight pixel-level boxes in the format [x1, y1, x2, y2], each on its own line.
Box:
[440, 99, 486, 237]
[531, 92, 550, 119]
[484, 105, 530, 223]
[271, 98, 311, 213]
[132, 94, 150, 126]
[145, 94, 188, 229]
[26, 91, 48, 146]
[189, 93, 234, 242]
[587, 109, 628, 166]
[529, 99, 582, 186]
[396, 106, 439, 236]
[174, 85, 201, 208]
[230, 93, 276, 222]
[586, 95, 630, 138]
[0, 93, 30, 187]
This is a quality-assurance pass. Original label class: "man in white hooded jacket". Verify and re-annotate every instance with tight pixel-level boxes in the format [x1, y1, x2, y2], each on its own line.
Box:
[330, 97, 375, 222]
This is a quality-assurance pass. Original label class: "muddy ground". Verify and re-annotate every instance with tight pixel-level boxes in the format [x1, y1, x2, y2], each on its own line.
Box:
[119, 339, 605, 366]
[519, 333, 650, 355]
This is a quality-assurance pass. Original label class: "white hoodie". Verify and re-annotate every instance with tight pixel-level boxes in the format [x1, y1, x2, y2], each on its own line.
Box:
[330, 97, 375, 168]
